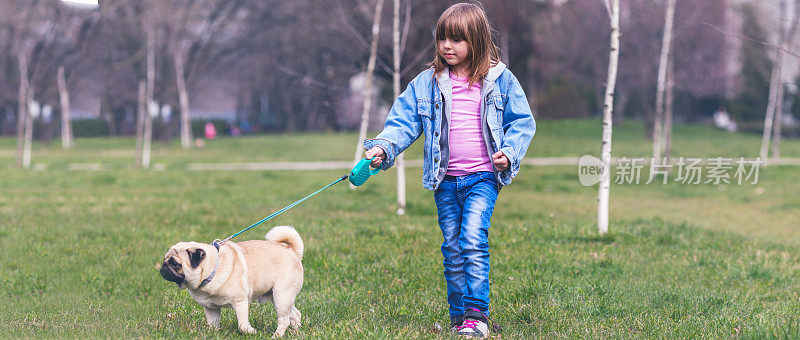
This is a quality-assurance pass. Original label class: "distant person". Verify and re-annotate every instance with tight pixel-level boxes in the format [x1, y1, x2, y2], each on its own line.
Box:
[240, 120, 252, 134]
[362, 3, 535, 338]
[204, 121, 217, 139]
[713, 106, 737, 132]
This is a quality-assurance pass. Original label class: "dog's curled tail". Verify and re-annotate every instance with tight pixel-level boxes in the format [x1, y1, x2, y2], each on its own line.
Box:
[265, 226, 304, 260]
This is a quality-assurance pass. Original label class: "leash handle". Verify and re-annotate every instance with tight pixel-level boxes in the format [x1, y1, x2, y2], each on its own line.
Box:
[217, 175, 349, 245]
[349, 157, 380, 186]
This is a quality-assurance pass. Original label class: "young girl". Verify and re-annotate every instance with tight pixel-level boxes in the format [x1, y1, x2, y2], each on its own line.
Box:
[363, 3, 535, 338]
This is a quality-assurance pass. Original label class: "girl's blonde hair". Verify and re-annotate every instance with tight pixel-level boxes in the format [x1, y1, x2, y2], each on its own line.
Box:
[430, 2, 501, 86]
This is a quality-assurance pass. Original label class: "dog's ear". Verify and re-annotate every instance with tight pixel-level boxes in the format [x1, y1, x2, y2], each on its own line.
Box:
[187, 248, 206, 268]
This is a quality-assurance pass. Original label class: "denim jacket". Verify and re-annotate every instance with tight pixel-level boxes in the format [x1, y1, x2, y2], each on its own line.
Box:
[364, 61, 536, 191]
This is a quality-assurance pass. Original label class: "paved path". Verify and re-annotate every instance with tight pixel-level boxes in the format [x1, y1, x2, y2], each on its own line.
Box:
[186, 157, 800, 171]
[16, 158, 797, 171]
[186, 158, 577, 171]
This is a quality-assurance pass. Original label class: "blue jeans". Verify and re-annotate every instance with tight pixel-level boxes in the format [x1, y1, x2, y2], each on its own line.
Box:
[434, 171, 499, 318]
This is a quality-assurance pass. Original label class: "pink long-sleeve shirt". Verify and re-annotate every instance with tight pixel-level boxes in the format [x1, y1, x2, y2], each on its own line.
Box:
[446, 73, 493, 176]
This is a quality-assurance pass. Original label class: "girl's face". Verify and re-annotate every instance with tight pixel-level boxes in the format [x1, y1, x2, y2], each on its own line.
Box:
[438, 37, 469, 71]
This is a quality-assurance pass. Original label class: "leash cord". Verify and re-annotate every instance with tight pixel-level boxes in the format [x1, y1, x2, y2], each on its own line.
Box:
[216, 175, 348, 245]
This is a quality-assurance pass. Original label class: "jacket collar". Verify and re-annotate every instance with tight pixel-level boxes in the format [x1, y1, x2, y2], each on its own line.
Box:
[435, 61, 507, 93]
[485, 61, 507, 83]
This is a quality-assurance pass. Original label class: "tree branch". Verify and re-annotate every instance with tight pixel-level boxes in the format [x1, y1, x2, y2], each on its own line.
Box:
[401, 42, 432, 77]
[703, 22, 800, 60]
[269, 61, 348, 92]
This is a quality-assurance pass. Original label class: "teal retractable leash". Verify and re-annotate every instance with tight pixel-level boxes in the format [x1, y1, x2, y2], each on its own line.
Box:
[196, 158, 380, 288]
[348, 157, 381, 186]
[212, 157, 381, 247]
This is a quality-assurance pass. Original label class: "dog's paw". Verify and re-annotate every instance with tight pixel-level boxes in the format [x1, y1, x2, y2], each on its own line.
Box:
[239, 325, 257, 334]
[290, 320, 301, 331]
[206, 319, 221, 330]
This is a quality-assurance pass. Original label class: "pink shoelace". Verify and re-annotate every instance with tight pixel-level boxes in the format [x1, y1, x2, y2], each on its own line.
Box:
[462, 318, 479, 330]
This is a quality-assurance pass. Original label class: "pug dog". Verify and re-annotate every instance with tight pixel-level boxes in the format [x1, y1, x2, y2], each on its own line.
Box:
[160, 225, 304, 337]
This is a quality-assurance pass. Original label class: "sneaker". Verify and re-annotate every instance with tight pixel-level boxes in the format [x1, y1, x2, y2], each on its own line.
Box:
[450, 315, 465, 333]
[457, 308, 489, 338]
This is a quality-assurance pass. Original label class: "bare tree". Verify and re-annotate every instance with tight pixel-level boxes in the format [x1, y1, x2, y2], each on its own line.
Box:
[653, 0, 677, 162]
[759, 0, 799, 164]
[174, 50, 192, 148]
[57, 66, 73, 149]
[163, 0, 244, 148]
[393, 0, 406, 215]
[599, 0, 620, 235]
[663, 55, 675, 163]
[135, 80, 146, 168]
[22, 87, 35, 169]
[15, 48, 30, 168]
[142, 29, 155, 169]
[772, 0, 799, 161]
[352, 0, 385, 188]
[53, 3, 102, 149]
[5, 0, 46, 168]
[761, 0, 787, 165]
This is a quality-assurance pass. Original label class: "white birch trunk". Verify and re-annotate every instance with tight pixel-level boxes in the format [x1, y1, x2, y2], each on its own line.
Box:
[653, 0, 676, 161]
[135, 80, 146, 168]
[174, 50, 192, 149]
[352, 0, 384, 189]
[664, 56, 674, 164]
[15, 50, 29, 169]
[143, 30, 155, 169]
[771, 0, 798, 161]
[598, 0, 620, 235]
[761, 0, 787, 166]
[393, 0, 406, 214]
[58, 66, 74, 149]
[23, 87, 34, 169]
[761, 58, 781, 165]
[771, 57, 786, 161]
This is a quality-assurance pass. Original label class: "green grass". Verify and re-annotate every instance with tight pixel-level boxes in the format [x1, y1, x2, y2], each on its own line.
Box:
[1, 119, 800, 338]
[532, 119, 800, 158]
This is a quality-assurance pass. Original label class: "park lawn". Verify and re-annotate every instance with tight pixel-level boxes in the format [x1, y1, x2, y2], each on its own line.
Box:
[1, 119, 799, 169]
[1, 119, 799, 338]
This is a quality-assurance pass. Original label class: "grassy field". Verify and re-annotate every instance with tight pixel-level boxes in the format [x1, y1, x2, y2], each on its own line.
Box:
[1, 119, 800, 338]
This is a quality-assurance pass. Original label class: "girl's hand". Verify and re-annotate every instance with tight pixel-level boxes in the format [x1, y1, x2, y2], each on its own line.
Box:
[492, 151, 509, 171]
[365, 147, 386, 167]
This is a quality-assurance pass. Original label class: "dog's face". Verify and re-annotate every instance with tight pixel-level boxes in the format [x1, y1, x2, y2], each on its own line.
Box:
[160, 242, 216, 289]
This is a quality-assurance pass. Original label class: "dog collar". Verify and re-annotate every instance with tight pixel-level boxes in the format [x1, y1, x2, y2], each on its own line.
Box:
[197, 241, 221, 289]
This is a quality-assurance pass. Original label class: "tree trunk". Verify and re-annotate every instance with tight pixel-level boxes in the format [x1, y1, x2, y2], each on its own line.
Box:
[352, 0, 385, 189]
[22, 87, 34, 169]
[761, 0, 788, 166]
[598, 0, 620, 235]
[761, 55, 782, 164]
[135, 80, 146, 168]
[58, 66, 74, 149]
[143, 30, 155, 169]
[653, 0, 676, 162]
[174, 50, 192, 149]
[771, 0, 798, 161]
[393, 0, 406, 214]
[664, 55, 674, 164]
[16, 50, 29, 168]
[772, 73, 785, 161]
